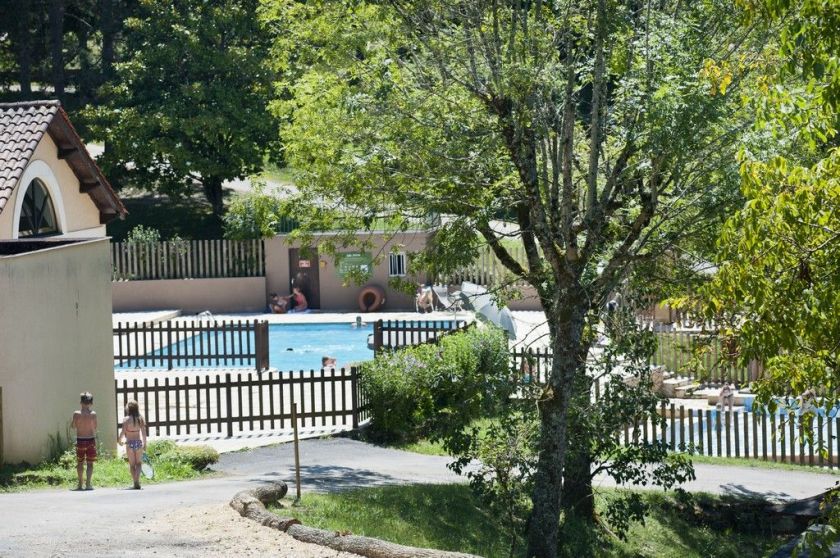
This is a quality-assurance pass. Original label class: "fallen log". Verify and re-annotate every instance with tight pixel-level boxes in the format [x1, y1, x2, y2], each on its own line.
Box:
[229, 484, 482, 558]
[229, 482, 301, 531]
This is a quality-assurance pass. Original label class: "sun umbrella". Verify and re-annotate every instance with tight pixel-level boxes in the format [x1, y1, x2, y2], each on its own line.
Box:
[459, 282, 518, 340]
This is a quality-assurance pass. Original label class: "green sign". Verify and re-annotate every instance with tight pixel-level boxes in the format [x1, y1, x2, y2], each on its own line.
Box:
[336, 252, 373, 279]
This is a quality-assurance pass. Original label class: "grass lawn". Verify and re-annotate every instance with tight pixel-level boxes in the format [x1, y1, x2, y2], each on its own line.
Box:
[0, 441, 216, 492]
[270, 484, 786, 558]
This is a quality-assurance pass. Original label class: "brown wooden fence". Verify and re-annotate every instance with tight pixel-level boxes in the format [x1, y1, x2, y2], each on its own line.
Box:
[113, 320, 269, 372]
[371, 319, 470, 352]
[115, 367, 368, 437]
[111, 239, 265, 280]
[651, 332, 751, 385]
[641, 402, 839, 467]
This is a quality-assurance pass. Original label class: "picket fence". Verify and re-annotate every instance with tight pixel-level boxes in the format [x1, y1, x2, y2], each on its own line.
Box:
[111, 239, 265, 280]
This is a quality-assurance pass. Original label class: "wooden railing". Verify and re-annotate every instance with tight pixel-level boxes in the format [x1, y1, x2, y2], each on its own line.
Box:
[111, 239, 265, 281]
[115, 367, 366, 437]
[371, 319, 470, 352]
[113, 319, 269, 372]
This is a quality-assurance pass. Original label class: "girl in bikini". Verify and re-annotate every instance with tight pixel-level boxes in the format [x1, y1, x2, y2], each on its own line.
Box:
[118, 400, 147, 489]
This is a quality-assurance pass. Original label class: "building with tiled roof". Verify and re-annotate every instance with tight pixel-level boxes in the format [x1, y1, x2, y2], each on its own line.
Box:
[0, 100, 122, 464]
[0, 100, 126, 239]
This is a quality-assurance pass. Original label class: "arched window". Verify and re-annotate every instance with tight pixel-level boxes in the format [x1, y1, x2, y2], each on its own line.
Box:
[18, 179, 59, 237]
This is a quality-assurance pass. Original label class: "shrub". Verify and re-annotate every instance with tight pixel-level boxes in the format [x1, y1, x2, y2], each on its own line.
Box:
[146, 439, 178, 459]
[360, 325, 512, 443]
[159, 444, 219, 471]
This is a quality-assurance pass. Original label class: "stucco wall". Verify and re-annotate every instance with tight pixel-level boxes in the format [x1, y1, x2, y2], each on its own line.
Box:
[0, 134, 103, 240]
[112, 277, 268, 313]
[264, 232, 431, 311]
[0, 239, 116, 464]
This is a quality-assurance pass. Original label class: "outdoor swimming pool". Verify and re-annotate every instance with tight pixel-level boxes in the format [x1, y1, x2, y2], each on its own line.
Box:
[116, 322, 374, 371]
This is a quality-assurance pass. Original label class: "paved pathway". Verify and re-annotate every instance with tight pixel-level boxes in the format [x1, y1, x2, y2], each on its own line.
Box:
[1, 438, 838, 556]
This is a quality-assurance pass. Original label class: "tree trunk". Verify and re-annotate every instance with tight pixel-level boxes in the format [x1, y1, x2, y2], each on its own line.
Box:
[562, 373, 596, 522]
[14, 0, 32, 96]
[49, 0, 65, 100]
[99, 0, 115, 82]
[526, 302, 587, 558]
[203, 177, 225, 217]
[561, 443, 595, 521]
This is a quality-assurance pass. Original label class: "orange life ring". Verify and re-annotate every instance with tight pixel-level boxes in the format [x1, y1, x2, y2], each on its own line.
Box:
[358, 285, 386, 312]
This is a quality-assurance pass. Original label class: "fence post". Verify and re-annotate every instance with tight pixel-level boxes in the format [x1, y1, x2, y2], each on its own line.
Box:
[373, 320, 384, 353]
[166, 321, 174, 371]
[351, 367, 360, 430]
[225, 373, 234, 438]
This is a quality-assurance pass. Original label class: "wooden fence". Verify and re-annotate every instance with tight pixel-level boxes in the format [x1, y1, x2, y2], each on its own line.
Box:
[651, 332, 752, 385]
[115, 367, 367, 437]
[641, 403, 840, 466]
[443, 244, 528, 287]
[371, 319, 470, 352]
[111, 239, 265, 280]
[113, 320, 269, 372]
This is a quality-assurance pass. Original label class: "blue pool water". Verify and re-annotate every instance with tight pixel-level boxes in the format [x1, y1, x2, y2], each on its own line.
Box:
[269, 323, 373, 370]
[116, 323, 373, 371]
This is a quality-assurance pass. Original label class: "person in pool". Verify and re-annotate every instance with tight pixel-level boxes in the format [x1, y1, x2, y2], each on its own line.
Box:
[118, 400, 147, 489]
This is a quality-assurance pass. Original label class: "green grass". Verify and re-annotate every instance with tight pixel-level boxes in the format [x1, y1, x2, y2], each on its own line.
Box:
[0, 442, 215, 492]
[688, 453, 840, 474]
[269, 484, 786, 558]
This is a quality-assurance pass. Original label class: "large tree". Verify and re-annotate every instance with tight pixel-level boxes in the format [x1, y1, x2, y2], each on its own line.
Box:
[87, 0, 278, 216]
[264, 1, 764, 554]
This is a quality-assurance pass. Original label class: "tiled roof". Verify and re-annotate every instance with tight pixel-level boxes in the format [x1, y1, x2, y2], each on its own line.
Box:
[0, 101, 60, 214]
[0, 100, 126, 221]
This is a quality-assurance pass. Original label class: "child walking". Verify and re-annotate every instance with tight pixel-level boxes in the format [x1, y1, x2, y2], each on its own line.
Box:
[118, 400, 147, 489]
[70, 392, 98, 490]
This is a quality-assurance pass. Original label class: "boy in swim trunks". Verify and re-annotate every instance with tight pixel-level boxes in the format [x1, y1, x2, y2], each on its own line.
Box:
[70, 392, 98, 490]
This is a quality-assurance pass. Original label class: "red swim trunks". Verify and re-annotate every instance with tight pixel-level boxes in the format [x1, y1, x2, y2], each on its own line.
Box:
[76, 438, 97, 463]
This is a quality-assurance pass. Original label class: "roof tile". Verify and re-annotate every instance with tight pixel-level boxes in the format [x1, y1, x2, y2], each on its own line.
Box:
[0, 101, 60, 211]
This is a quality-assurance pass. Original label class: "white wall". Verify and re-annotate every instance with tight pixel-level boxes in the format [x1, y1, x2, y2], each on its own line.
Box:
[0, 239, 116, 464]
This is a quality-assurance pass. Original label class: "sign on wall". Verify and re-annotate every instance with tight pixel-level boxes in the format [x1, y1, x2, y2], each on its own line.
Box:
[336, 252, 373, 279]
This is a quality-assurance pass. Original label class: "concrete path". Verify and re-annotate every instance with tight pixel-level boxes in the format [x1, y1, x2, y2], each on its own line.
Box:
[1, 438, 838, 556]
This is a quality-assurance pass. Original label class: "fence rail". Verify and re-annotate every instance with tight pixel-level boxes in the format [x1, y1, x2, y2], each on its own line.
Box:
[115, 367, 367, 437]
[111, 239, 265, 280]
[443, 244, 528, 287]
[113, 320, 269, 372]
[371, 319, 470, 352]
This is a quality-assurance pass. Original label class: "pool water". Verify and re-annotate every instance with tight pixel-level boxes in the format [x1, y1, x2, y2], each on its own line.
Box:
[116, 322, 373, 371]
[269, 323, 373, 370]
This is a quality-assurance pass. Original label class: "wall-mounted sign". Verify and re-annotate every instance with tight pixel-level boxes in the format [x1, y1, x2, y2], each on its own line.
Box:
[299, 259, 311, 268]
[336, 252, 373, 279]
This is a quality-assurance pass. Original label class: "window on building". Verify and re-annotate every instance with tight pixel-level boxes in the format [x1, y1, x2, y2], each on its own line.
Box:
[388, 252, 407, 277]
[18, 179, 59, 237]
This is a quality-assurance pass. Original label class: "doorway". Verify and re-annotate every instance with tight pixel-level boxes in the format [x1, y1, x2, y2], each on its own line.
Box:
[288, 247, 320, 309]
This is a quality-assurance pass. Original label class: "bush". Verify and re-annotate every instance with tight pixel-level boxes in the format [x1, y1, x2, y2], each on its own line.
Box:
[360, 325, 512, 443]
[158, 444, 219, 471]
[146, 439, 178, 459]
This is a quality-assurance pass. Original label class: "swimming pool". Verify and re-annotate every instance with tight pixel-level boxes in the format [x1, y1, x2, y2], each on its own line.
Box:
[116, 322, 374, 371]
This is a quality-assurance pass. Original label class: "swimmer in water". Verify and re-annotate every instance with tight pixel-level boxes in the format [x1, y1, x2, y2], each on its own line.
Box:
[352, 316, 365, 328]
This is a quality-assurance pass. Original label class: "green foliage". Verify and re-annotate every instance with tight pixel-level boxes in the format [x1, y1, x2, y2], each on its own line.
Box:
[84, 0, 279, 215]
[157, 444, 219, 471]
[360, 325, 512, 444]
[223, 184, 295, 239]
[125, 224, 162, 244]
